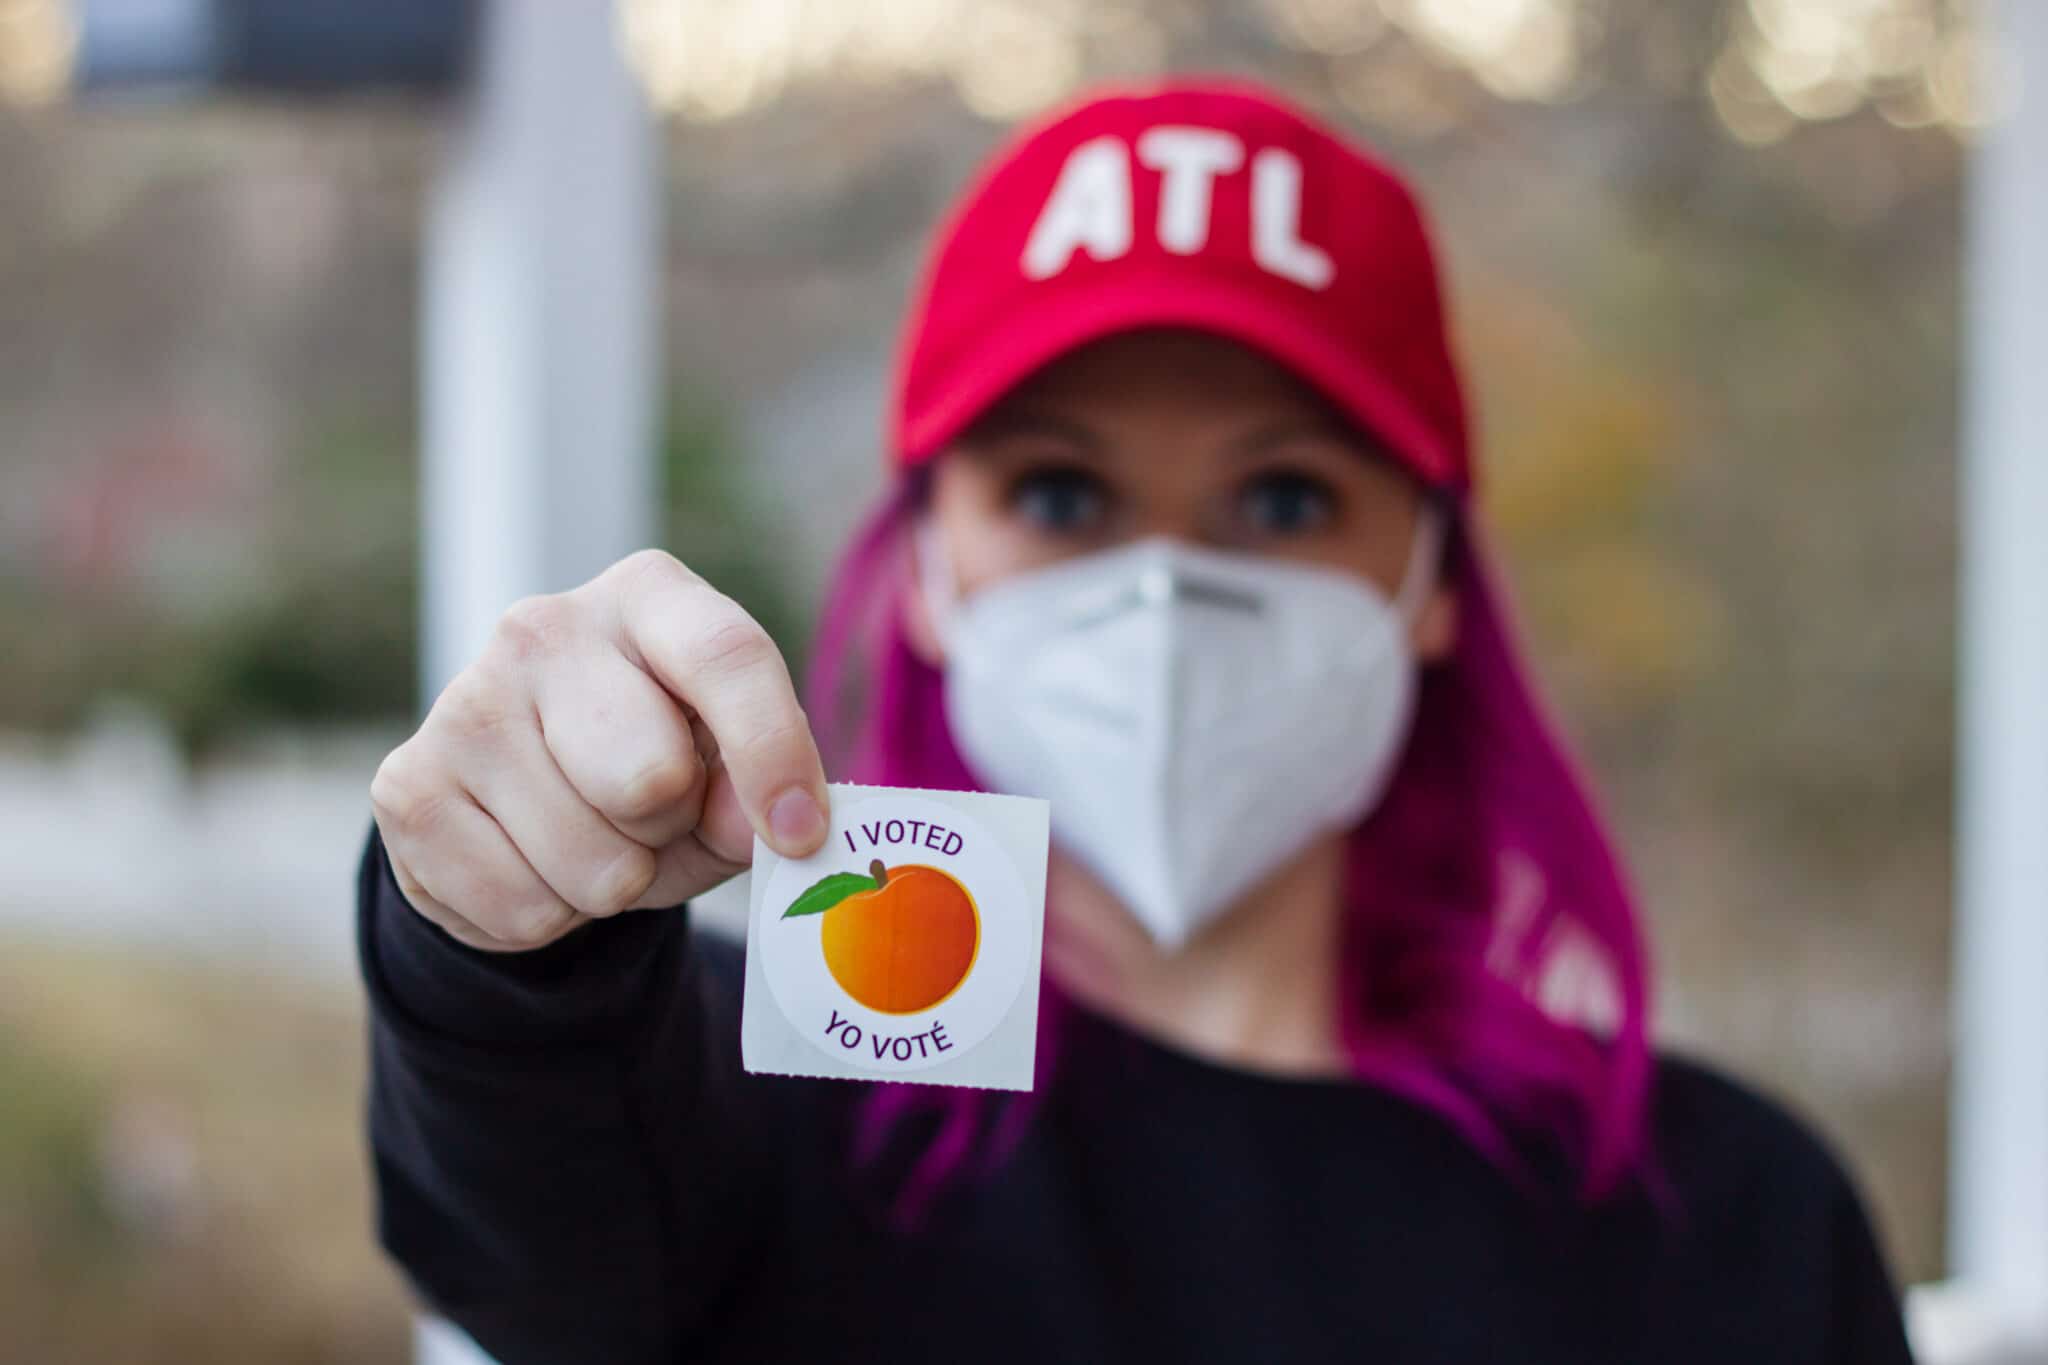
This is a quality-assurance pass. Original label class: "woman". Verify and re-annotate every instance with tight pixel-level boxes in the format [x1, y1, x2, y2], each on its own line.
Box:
[360, 80, 1914, 1364]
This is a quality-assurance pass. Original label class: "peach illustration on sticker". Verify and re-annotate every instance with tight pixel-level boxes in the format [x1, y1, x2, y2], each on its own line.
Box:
[742, 785, 1049, 1091]
[785, 860, 980, 1014]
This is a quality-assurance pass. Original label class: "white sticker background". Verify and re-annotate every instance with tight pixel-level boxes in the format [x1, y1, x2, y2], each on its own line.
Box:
[741, 783, 1050, 1092]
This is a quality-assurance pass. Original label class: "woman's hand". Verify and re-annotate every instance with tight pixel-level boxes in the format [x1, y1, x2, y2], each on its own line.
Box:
[370, 549, 831, 952]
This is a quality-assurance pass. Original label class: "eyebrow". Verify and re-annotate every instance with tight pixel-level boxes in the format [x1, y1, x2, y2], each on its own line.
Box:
[958, 409, 1389, 467]
[956, 409, 1107, 459]
[1226, 416, 1384, 461]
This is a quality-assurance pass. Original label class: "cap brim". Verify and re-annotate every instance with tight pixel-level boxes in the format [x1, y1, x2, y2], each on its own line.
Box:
[898, 271, 1462, 491]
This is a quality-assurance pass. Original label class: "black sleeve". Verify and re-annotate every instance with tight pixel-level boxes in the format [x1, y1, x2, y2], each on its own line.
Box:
[1825, 1171, 1918, 1365]
[356, 822, 782, 1365]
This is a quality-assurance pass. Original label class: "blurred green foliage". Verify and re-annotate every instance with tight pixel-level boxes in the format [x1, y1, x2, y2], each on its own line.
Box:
[659, 394, 809, 671]
[0, 394, 802, 756]
[0, 414, 419, 754]
[0, 1026, 116, 1274]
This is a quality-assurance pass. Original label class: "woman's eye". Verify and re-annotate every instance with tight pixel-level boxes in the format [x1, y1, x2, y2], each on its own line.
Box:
[1009, 467, 1110, 533]
[1239, 470, 1337, 535]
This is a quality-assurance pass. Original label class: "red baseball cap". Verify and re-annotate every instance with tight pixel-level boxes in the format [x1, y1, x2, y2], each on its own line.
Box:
[889, 78, 1473, 493]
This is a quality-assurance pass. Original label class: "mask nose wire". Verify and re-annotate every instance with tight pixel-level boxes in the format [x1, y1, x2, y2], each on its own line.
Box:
[919, 507, 1443, 647]
[1390, 502, 1446, 627]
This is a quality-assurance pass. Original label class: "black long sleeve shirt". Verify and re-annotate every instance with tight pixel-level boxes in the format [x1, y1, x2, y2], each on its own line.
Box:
[357, 826, 1916, 1364]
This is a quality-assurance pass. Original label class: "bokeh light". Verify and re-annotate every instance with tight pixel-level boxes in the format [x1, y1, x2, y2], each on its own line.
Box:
[613, 0, 1988, 143]
[1721, 0, 1992, 134]
[0, 0, 76, 107]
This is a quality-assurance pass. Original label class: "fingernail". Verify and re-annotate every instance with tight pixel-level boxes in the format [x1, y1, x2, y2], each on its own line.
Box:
[767, 786, 826, 854]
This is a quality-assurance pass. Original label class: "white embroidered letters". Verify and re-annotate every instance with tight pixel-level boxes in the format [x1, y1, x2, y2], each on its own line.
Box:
[1020, 135, 1133, 279]
[1135, 126, 1245, 256]
[1250, 148, 1334, 290]
[1020, 128, 1334, 291]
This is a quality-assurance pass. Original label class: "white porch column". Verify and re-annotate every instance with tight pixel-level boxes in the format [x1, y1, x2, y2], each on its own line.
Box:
[1947, 0, 2048, 1339]
[419, 0, 658, 703]
[416, 2, 657, 1362]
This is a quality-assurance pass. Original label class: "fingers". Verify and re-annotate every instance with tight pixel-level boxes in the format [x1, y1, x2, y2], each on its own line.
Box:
[368, 551, 822, 953]
[605, 551, 831, 859]
[371, 751, 583, 952]
[534, 647, 706, 849]
[630, 832, 748, 911]
[390, 851, 557, 954]
[692, 764, 762, 867]
[458, 709, 660, 920]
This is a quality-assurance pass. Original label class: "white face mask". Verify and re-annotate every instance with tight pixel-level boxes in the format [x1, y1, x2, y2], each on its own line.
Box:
[920, 513, 1442, 949]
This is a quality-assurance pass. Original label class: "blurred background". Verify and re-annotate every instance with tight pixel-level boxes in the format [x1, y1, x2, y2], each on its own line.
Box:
[0, 0, 2032, 1360]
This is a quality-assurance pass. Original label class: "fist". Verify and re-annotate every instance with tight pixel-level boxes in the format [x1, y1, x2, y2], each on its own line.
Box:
[370, 550, 831, 952]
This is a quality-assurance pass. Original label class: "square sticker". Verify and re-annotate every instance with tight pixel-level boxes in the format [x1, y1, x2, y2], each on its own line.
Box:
[741, 782, 1050, 1092]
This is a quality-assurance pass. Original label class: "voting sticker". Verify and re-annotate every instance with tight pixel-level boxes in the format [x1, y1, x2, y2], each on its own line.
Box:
[741, 783, 1050, 1092]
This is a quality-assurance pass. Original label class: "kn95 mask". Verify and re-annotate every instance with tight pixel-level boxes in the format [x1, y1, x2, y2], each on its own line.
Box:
[919, 514, 1441, 949]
